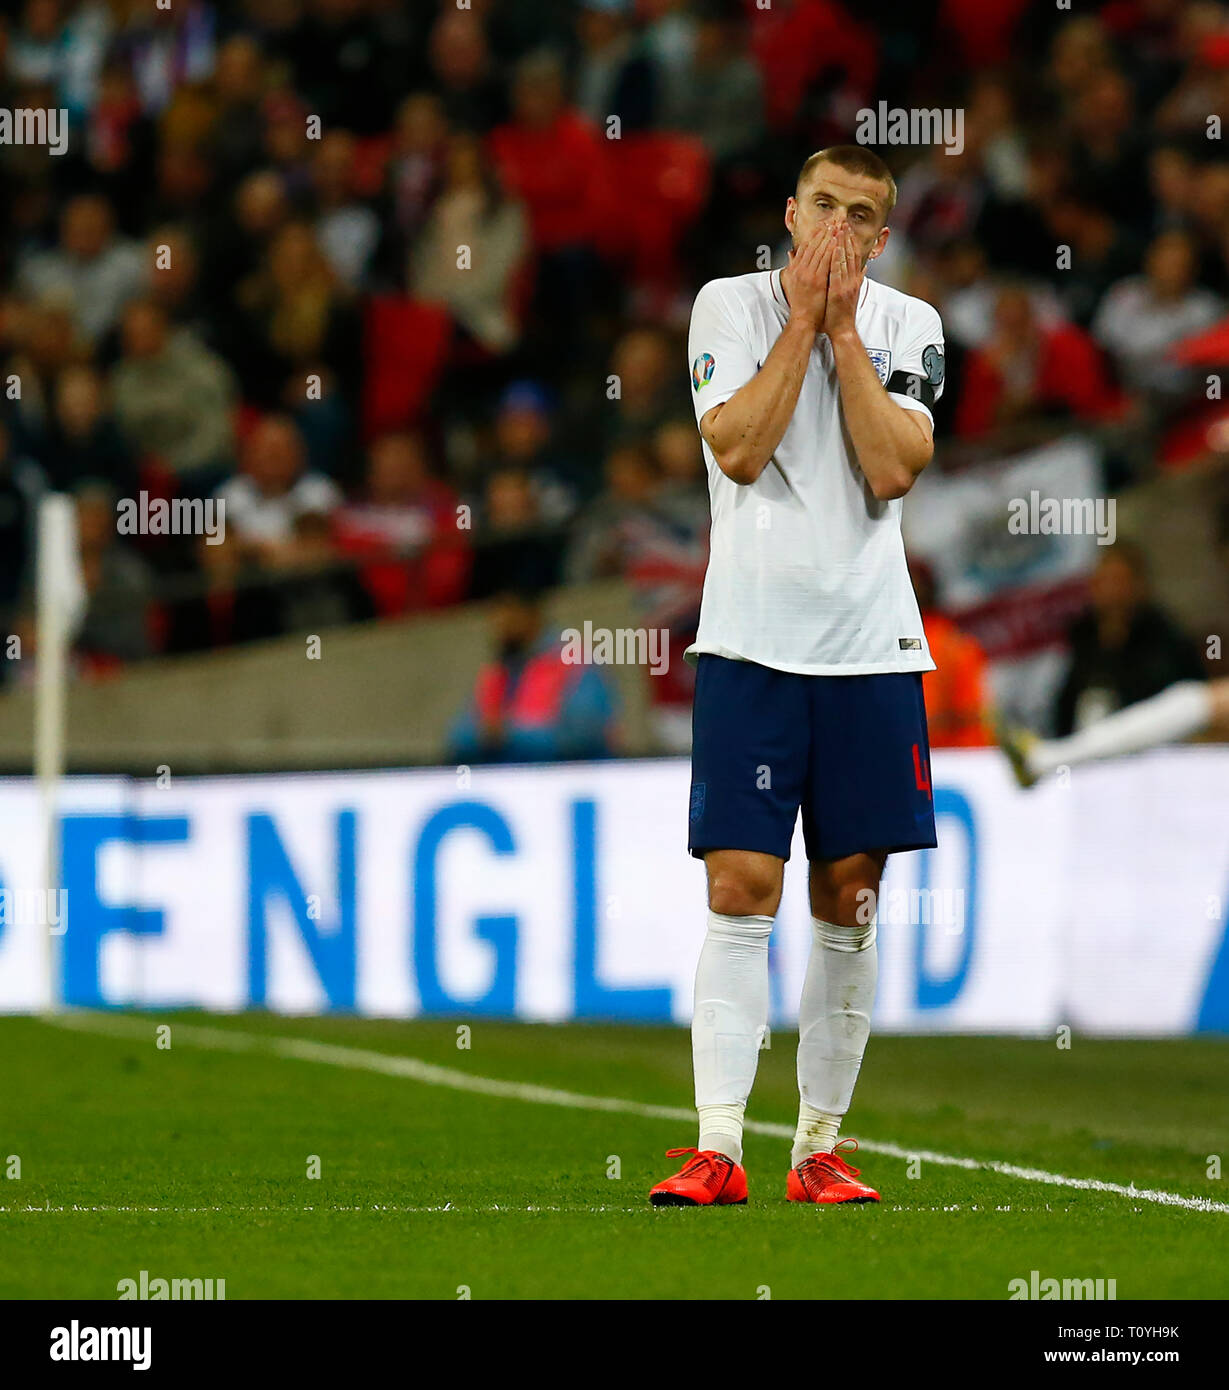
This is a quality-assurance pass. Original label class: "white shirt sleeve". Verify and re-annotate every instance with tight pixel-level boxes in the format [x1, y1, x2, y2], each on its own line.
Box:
[687, 280, 760, 425]
[295, 475, 344, 514]
[886, 302, 945, 423]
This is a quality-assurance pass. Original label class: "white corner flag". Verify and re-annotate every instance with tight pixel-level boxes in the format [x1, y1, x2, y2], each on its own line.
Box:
[35, 493, 86, 1012]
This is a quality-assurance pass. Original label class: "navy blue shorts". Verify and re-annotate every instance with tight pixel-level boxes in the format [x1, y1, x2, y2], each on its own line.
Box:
[688, 655, 937, 862]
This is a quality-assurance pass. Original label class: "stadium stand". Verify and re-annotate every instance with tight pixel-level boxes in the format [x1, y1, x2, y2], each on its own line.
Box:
[0, 0, 1226, 757]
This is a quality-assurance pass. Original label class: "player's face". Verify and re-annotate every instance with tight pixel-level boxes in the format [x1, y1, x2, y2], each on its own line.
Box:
[786, 164, 890, 268]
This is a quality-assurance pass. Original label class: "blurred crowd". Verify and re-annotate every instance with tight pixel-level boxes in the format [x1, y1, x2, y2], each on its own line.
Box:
[1, 0, 1228, 743]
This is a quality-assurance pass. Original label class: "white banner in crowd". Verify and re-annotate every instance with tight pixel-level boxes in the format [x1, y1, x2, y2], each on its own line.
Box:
[0, 751, 1226, 1035]
[904, 435, 1106, 731]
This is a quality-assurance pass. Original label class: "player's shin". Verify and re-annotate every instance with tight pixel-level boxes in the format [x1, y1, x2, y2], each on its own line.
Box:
[692, 911, 774, 1163]
[793, 915, 878, 1166]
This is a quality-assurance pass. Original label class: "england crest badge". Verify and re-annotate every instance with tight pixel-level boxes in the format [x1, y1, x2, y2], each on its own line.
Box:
[866, 347, 892, 385]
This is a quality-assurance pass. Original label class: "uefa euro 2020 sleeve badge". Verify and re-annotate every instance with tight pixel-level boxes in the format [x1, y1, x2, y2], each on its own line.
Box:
[692, 352, 716, 391]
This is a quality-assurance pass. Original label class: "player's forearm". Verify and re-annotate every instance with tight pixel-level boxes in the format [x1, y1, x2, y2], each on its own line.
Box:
[830, 327, 933, 500]
[702, 316, 817, 484]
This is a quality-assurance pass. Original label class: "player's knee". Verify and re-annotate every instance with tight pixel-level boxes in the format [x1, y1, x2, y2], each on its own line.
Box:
[822, 880, 878, 927]
[708, 867, 780, 917]
[810, 857, 885, 926]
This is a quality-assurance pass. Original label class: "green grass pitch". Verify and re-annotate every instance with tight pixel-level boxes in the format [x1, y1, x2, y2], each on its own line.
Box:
[2, 1012, 1227, 1300]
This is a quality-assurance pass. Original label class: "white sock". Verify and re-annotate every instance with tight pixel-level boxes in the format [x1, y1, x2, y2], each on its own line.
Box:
[793, 1101, 841, 1162]
[1031, 681, 1212, 778]
[692, 910, 773, 1163]
[793, 915, 877, 1168]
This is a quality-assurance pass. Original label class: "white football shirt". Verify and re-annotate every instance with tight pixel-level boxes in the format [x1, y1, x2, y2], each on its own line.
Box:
[686, 268, 944, 674]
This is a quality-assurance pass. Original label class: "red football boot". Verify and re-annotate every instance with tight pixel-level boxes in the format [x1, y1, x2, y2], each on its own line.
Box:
[649, 1147, 748, 1206]
[787, 1138, 880, 1204]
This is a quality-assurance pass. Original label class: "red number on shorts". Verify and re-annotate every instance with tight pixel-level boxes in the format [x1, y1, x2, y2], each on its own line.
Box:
[912, 743, 932, 797]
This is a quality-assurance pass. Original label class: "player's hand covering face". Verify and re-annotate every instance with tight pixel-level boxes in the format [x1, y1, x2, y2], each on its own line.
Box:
[823, 226, 865, 337]
[783, 223, 835, 330]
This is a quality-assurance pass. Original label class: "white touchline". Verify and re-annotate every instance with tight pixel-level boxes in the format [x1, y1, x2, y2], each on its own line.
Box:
[39, 1012, 1229, 1216]
[0, 1203, 642, 1214]
[0, 1203, 1104, 1215]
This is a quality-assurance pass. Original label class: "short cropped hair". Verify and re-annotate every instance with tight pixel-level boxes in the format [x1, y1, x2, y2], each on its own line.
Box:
[796, 145, 898, 214]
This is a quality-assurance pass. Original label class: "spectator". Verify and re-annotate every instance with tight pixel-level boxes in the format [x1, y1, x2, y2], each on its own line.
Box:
[1045, 18, 1115, 121]
[484, 381, 576, 518]
[661, 9, 763, 165]
[310, 130, 381, 290]
[889, 142, 987, 264]
[938, 0, 1032, 69]
[3, 301, 83, 454]
[955, 284, 1122, 439]
[1093, 230, 1222, 405]
[568, 435, 708, 641]
[8, 0, 66, 88]
[201, 168, 290, 321]
[280, 0, 406, 135]
[468, 466, 564, 599]
[110, 298, 237, 490]
[230, 220, 360, 416]
[649, 420, 709, 622]
[974, 141, 1070, 279]
[380, 91, 449, 267]
[1042, 194, 1142, 328]
[449, 587, 619, 763]
[143, 135, 217, 233]
[428, 8, 507, 133]
[1147, 146, 1198, 237]
[192, 410, 355, 649]
[58, 1, 117, 118]
[964, 74, 1029, 202]
[333, 431, 469, 614]
[1189, 161, 1229, 277]
[909, 558, 993, 748]
[74, 483, 154, 667]
[937, 238, 1063, 351]
[144, 224, 211, 338]
[411, 130, 528, 356]
[653, 418, 709, 534]
[566, 442, 662, 583]
[487, 48, 606, 357]
[79, 60, 157, 224]
[37, 364, 136, 495]
[746, 0, 878, 135]
[257, 509, 376, 637]
[214, 414, 341, 562]
[645, 419, 711, 752]
[260, 90, 313, 198]
[642, 0, 697, 83]
[109, 0, 218, 117]
[576, 0, 659, 135]
[1065, 69, 1146, 229]
[1155, 20, 1229, 138]
[17, 194, 144, 346]
[601, 326, 682, 450]
[1052, 542, 1208, 737]
[208, 34, 267, 192]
